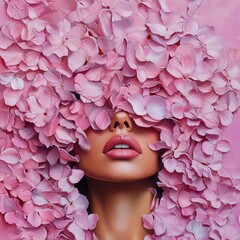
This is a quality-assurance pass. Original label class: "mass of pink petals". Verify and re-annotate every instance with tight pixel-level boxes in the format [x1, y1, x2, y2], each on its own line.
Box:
[0, 0, 240, 239]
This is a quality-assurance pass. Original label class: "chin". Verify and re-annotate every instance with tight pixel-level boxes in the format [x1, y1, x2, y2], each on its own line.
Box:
[85, 170, 158, 183]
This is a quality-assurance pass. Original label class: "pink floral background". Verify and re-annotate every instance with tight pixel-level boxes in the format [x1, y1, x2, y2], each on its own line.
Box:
[0, 0, 240, 239]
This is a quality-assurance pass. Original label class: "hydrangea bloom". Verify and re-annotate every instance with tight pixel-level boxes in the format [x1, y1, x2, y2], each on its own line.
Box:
[0, 0, 240, 239]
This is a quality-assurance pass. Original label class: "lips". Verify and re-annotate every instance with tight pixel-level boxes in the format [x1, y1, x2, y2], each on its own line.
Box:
[102, 135, 142, 159]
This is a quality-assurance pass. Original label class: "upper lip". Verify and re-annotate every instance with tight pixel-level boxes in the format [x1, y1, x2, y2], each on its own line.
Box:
[102, 135, 142, 154]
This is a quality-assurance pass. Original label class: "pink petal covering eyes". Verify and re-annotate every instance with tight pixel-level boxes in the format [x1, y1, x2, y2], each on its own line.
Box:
[0, 0, 240, 239]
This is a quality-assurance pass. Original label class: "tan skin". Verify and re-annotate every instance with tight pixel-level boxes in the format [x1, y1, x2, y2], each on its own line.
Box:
[75, 112, 160, 240]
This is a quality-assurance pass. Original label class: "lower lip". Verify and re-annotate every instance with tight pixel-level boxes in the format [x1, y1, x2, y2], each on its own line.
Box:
[105, 149, 139, 159]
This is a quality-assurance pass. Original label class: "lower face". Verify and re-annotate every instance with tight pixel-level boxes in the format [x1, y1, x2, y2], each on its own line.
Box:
[75, 124, 160, 182]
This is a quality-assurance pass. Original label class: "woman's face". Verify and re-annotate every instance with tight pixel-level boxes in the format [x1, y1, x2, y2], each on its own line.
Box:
[75, 112, 160, 182]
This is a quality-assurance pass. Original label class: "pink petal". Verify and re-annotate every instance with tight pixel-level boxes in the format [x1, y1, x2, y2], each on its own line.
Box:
[99, 10, 113, 37]
[86, 67, 105, 81]
[32, 193, 48, 206]
[31, 227, 47, 240]
[39, 209, 55, 224]
[174, 79, 192, 95]
[154, 215, 166, 235]
[49, 164, 64, 180]
[186, 221, 208, 239]
[18, 191, 32, 202]
[68, 50, 86, 72]
[142, 213, 154, 229]
[219, 110, 233, 126]
[68, 169, 84, 184]
[178, 190, 192, 208]
[146, 96, 167, 120]
[137, 69, 148, 83]
[148, 140, 167, 151]
[172, 102, 187, 119]
[216, 140, 230, 153]
[0, 148, 19, 164]
[58, 178, 72, 192]
[202, 141, 215, 155]
[186, 90, 204, 107]
[55, 126, 75, 144]
[191, 61, 213, 82]
[10, 76, 24, 90]
[59, 148, 79, 163]
[3, 89, 22, 106]
[181, 55, 195, 75]
[128, 94, 147, 116]
[147, 23, 166, 36]
[205, 36, 223, 58]
[167, 58, 183, 78]
[27, 211, 41, 228]
[229, 91, 239, 112]
[68, 221, 85, 240]
[87, 214, 98, 230]
[94, 109, 111, 130]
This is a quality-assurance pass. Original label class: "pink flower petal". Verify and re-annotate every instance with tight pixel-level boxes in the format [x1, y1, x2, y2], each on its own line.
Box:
[68, 221, 85, 240]
[27, 211, 42, 228]
[68, 169, 84, 184]
[128, 94, 147, 116]
[68, 50, 86, 72]
[0, 148, 19, 164]
[219, 110, 233, 126]
[94, 109, 111, 130]
[202, 141, 215, 155]
[3, 89, 22, 106]
[191, 61, 213, 82]
[178, 191, 192, 208]
[146, 96, 167, 120]
[216, 140, 230, 153]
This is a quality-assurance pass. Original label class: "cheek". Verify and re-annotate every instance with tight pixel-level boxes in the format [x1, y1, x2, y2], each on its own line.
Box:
[76, 136, 106, 177]
[77, 147, 101, 171]
[142, 149, 159, 173]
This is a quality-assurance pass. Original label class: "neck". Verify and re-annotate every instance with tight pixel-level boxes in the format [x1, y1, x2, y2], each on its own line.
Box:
[86, 177, 155, 240]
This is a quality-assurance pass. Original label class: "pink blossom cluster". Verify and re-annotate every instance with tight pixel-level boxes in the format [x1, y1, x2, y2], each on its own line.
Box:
[0, 0, 240, 239]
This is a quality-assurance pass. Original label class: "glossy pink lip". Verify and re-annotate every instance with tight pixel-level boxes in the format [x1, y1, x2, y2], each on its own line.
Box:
[102, 135, 142, 159]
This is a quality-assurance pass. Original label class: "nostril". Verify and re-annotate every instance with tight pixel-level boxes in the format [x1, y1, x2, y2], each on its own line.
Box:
[124, 121, 130, 128]
[114, 121, 119, 129]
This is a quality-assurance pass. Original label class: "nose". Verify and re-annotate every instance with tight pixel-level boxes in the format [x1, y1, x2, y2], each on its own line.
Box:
[109, 112, 133, 132]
